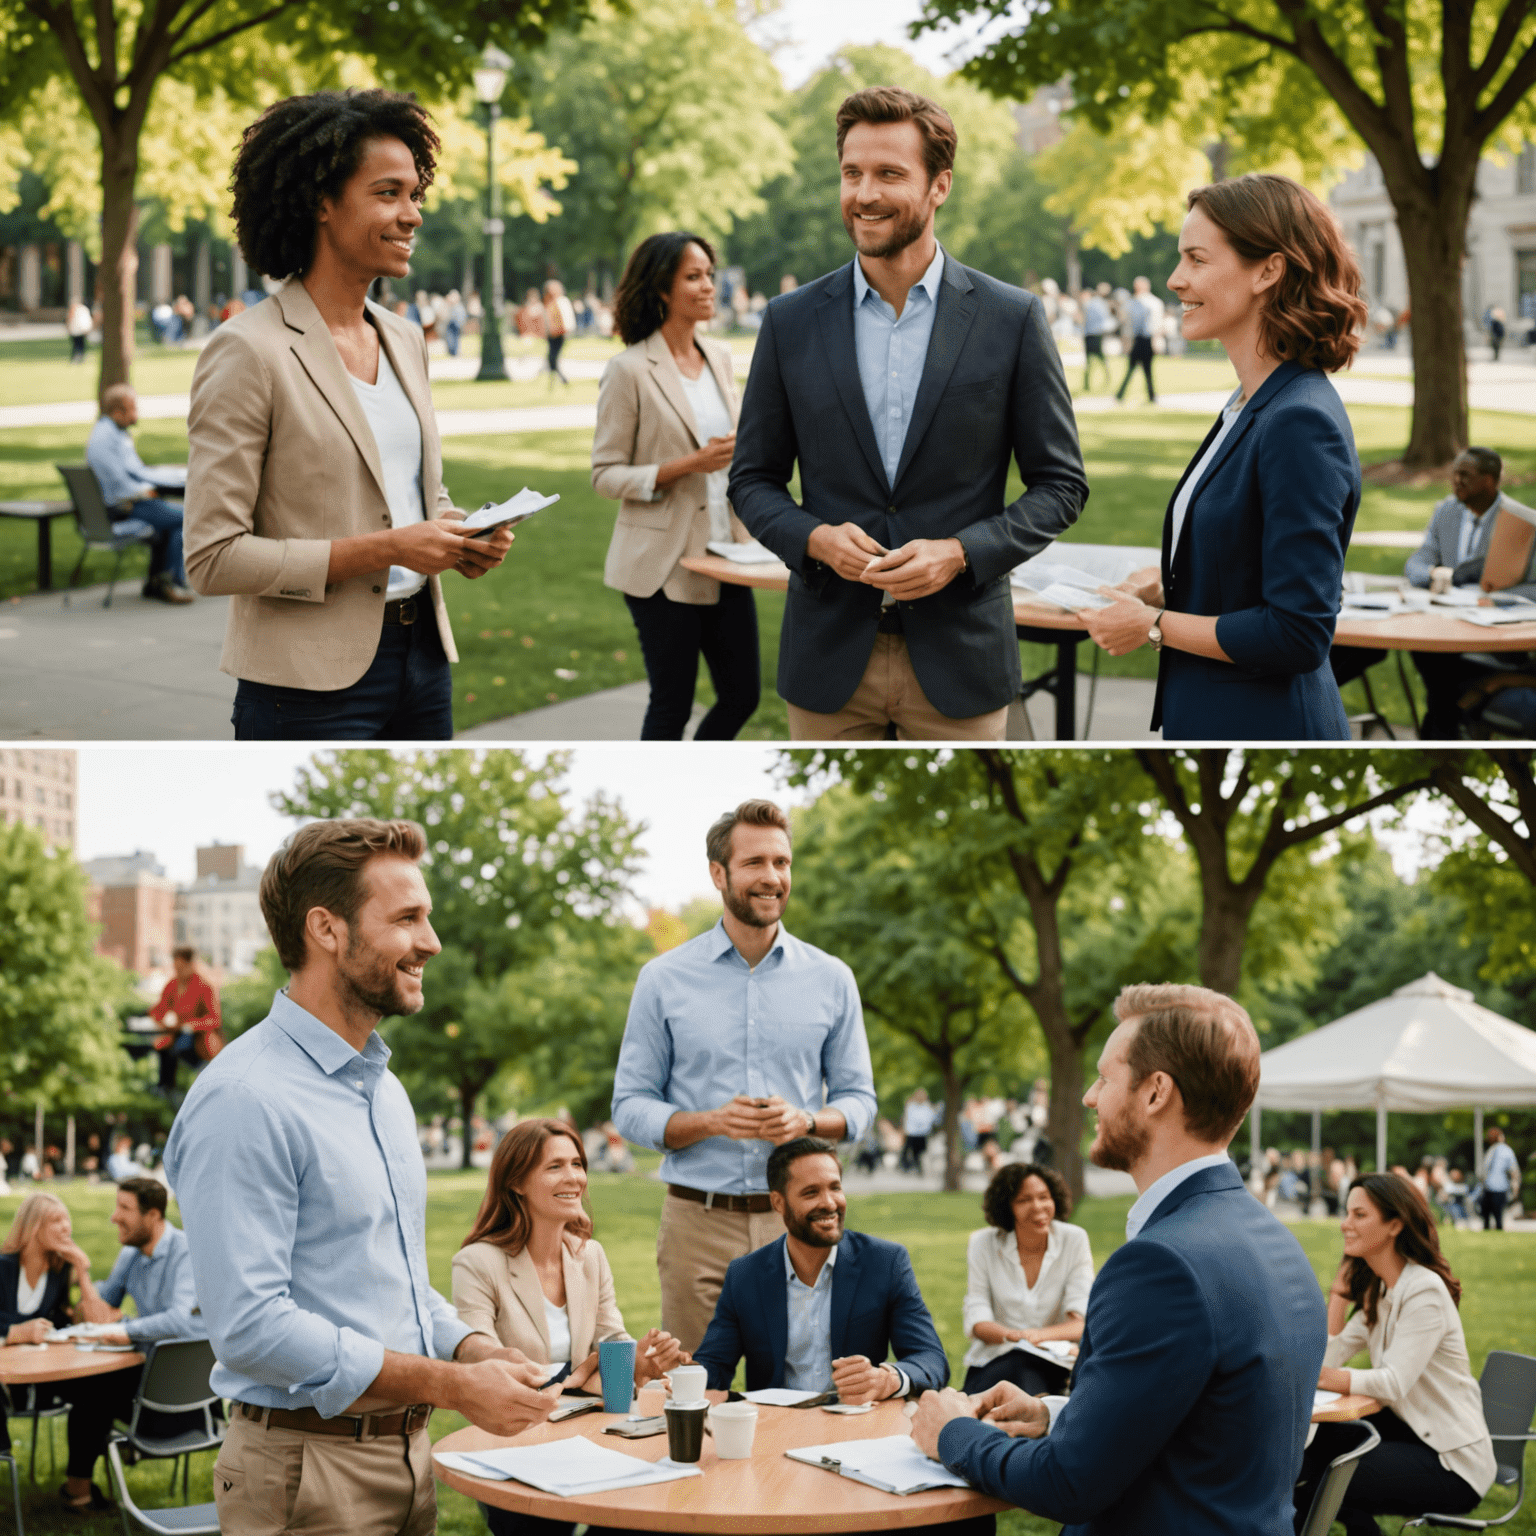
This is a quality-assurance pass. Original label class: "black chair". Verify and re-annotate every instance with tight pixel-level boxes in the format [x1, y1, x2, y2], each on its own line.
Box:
[55, 465, 155, 608]
[103, 1339, 225, 1536]
[1404, 1349, 1536, 1529]
[1297, 1418, 1381, 1536]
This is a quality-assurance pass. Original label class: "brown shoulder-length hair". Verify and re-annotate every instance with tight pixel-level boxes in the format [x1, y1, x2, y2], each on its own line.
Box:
[1343, 1173, 1462, 1328]
[462, 1119, 592, 1258]
[1186, 173, 1367, 374]
[982, 1161, 1072, 1229]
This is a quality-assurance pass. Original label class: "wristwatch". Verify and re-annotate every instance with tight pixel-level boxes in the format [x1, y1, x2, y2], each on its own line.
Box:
[1147, 608, 1166, 651]
[800, 1109, 816, 1136]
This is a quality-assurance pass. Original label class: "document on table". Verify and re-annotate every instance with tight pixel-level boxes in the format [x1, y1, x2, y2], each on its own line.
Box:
[705, 540, 782, 565]
[1456, 604, 1536, 626]
[462, 486, 560, 534]
[1313, 1390, 1342, 1411]
[1010, 1339, 1075, 1367]
[434, 1438, 702, 1496]
[744, 1388, 833, 1407]
[787, 1435, 973, 1496]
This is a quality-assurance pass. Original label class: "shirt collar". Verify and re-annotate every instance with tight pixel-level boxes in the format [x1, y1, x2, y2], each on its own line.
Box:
[267, 988, 387, 1077]
[1124, 1152, 1234, 1240]
[784, 1238, 838, 1287]
[852, 244, 945, 313]
[707, 916, 790, 967]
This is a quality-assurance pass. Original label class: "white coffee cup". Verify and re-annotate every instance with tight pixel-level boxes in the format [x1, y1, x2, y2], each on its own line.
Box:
[667, 1363, 708, 1404]
[706, 1401, 758, 1459]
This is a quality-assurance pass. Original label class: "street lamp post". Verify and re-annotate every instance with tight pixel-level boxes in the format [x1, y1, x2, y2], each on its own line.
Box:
[473, 46, 511, 382]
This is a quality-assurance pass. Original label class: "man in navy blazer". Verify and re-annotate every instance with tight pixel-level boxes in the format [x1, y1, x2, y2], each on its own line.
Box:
[913, 984, 1327, 1536]
[693, 1137, 948, 1401]
[728, 86, 1087, 740]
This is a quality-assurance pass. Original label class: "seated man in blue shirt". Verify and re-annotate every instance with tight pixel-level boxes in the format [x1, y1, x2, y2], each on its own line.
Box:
[57, 1177, 209, 1511]
[84, 383, 193, 603]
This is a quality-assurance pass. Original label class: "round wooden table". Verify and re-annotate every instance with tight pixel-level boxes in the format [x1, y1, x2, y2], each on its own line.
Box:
[0, 1341, 145, 1385]
[433, 1389, 1008, 1533]
[1332, 610, 1536, 653]
[1312, 1394, 1380, 1423]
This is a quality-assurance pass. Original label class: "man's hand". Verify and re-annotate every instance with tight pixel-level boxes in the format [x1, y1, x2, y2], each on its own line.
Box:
[447, 1359, 558, 1438]
[634, 1328, 690, 1384]
[806, 522, 888, 581]
[96, 1328, 133, 1346]
[390, 517, 513, 579]
[76, 1295, 121, 1325]
[974, 1379, 1051, 1439]
[832, 1355, 899, 1406]
[911, 1387, 980, 1459]
[713, 1095, 780, 1141]
[756, 1095, 808, 1145]
[860, 538, 966, 600]
[454, 1334, 549, 1388]
[1083, 588, 1157, 656]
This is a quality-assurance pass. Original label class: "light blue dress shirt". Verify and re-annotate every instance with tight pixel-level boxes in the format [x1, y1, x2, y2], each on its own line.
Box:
[95, 1223, 202, 1343]
[851, 245, 945, 489]
[1123, 1153, 1236, 1240]
[163, 990, 471, 1417]
[784, 1241, 837, 1392]
[611, 920, 876, 1195]
[85, 416, 157, 508]
[1483, 1141, 1519, 1193]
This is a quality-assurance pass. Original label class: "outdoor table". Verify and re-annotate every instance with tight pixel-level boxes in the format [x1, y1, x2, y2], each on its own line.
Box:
[0, 500, 74, 590]
[433, 1388, 1008, 1533]
[1312, 1394, 1380, 1423]
[0, 1340, 146, 1386]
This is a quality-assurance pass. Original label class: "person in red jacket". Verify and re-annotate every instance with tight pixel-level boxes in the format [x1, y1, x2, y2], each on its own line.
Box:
[150, 947, 221, 1094]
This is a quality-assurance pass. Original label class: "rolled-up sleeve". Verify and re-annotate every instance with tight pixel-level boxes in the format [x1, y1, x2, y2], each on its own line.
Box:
[95, 1250, 132, 1312]
[166, 1081, 384, 1416]
[427, 1286, 472, 1363]
[822, 961, 876, 1143]
[610, 965, 680, 1151]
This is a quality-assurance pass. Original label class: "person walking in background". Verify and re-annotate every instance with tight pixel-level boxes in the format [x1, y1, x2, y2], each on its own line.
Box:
[729, 85, 1088, 741]
[1080, 284, 1112, 392]
[900, 1087, 936, 1173]
[543, 279, 574, 386]
[1083, 174, 1367, 741]
[67, 299, 93, 363]
[592, 232, 760, 740]
[1481, 1126, 1520, 1230]
[149, 945, 221, 1094]
[183, 90, 515, 741]
[442, 289, 466, 356]
[1114, 276, 1158, 404]
[515, 287, 545, 353]
[610, 800, 876, 1352]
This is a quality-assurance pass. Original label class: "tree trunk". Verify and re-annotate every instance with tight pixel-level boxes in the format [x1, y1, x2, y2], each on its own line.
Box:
[459, 1082, 478, 1170]
[98, 124, 141, 395]
[1042, 1029, 1085, 1204]
[1397, 194, 1470, 468]
[1195, 881, 1263, 997]
[939, 1058, 964, 1193]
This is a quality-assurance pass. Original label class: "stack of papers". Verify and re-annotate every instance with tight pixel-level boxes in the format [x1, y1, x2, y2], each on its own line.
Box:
[45, 1323, 121, 1341]
[462, 487, 560, 533]
[434, 1439, 702, 1497]
[743, 1388, 829, 1407]
[1431, 587, 1483, 607]
[705, 540, 782, 565]
[1457, 604, 1536, 626]
[1313, 1390, 1342, 1411]
[787, 1436, 972, 1496]
[1011, 1339, 1075, 1367]
[1011, 562, 1117, 612]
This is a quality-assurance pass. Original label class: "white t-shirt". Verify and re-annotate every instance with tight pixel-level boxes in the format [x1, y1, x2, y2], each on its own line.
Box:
[1169, 391, 1245, 559]
[16, 1265, 48, 1316]
[677, 361, 734, 543]
[544, 1298, 572, 1364]
[349, 342, 427, 601]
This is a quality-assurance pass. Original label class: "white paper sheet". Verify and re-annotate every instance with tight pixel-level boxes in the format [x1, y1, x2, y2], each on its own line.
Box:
[434, 1439, 702, 1497]
[462, 487, 560, 532]
[744, 1388, 826, 1406]
[1010, 1338, 1075, 1366]
[1431, 587, 1483, 607]
[1456, 605, 1536, 626]
[787, 1435, 973, 1495]
[1313, 1390, 1342, 1411]
[1030, 582, 1114, 612]
[705, 540, 783, 565]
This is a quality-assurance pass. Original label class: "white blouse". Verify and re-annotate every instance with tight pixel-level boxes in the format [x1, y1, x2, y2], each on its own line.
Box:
[349, 342, 427, 601]
[962, 1221, 1095, 1370]
[676, 362, 734, 543]
[1168, 390, 1244, 560]
[16, 1265, 48, 1317]
[543, 1297, 572, 1364]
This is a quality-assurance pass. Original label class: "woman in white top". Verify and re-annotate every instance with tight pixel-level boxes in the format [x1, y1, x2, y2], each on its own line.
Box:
[452, 1120, 688, 1536]
[1294, 1173, 1495, 1535]
[592, 232, 759, 739]
[961, 1162, 1094, 1398]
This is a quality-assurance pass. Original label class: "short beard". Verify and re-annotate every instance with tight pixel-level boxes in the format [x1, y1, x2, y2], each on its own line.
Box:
[784, 1206, 843, 1248]
[842, 201, 929, 260]
[1090, 1107, 1152, 1173]
[337, 931, 422, 1020]
[721, 871, 784, 930]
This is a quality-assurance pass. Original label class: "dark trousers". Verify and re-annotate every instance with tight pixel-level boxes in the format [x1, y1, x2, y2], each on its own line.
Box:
[547, 334, 567, 383]
[65, 1363, 217, 1481]
[1411, 650, 1481, 738]
[1483, 1188, 1509, 1230]
[483, 1510, 643, 1536]
[70, 334, 87, 363]
[1294, 1408, 1480, 1536]
[623, 583, 760, 739]
[114, 498, 186, 587]
[1083, 333, 1109, 390]
[1330, 645, 1386, 689]
[232, 602, 452, 740]
[962, 1352, 1069, 1399]
[899, 1134, 928, 1173]
[1117, 335, 1156, 402]
[157, 1033, 201, 1090]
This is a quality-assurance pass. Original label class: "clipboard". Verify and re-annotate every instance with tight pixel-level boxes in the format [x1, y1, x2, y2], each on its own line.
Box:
[785, 1436, 973, 1496]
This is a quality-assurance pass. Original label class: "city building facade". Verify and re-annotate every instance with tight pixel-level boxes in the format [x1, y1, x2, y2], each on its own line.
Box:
[0, 747, 77, 849]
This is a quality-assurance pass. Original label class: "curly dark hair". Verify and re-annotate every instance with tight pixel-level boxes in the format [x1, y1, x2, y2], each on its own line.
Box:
[230, 90, 440, 280]
[982, 1161, 1071, 1231]
[612, 231, 717, 346]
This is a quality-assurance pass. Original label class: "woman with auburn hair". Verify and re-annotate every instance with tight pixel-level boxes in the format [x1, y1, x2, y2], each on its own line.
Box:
[453, 1120, 688, 1536]
[1293, 1174, 1495, 1534]
[1083, 172, 1367, 740]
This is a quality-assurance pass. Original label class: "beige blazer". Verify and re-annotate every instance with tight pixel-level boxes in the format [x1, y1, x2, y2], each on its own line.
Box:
[452, 1236, 630, 1363]
[594, 331, 750, 604]
[1325, 1261, 1496, 1495]
[184, 276, 459, 691]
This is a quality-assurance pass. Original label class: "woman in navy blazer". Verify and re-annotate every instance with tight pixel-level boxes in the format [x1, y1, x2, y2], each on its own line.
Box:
[1085, 174, 1367, 740]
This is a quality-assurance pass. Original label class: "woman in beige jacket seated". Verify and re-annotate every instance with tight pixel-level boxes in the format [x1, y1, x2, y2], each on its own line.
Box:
[1294, 1173, 1496, 1534]
[592, 232, 759, 739]
[453, 1118, 688, 1536]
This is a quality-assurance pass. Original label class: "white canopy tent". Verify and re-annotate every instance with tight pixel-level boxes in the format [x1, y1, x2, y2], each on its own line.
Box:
[1253, 973, 1536, 1176]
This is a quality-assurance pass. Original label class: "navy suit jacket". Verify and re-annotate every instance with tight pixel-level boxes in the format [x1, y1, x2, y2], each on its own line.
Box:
[0, 1252, 73, 1334]
[1153, 361, 1360, 740]
[728, 252, 1088, 719]
[692, 1230, 949, 1396]
[938, 1161, 1327, 1536]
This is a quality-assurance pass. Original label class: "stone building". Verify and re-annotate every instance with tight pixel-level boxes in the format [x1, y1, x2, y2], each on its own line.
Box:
[0, 747, 77, 849]
[175, 843, 269, 975]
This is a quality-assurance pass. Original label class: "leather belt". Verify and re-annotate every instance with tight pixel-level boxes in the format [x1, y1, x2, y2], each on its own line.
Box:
[876, 606, 905, 634]
[383, 596, 421, 625]
[668, 1183, 774, 1214]
[236, 1402, 433, 1440]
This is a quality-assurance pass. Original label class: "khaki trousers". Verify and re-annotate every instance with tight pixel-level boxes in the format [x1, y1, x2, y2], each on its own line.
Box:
[212, 1414, 436, 1536]
[786, 634, 1009, 741]
[657, 1192, 784, 1354]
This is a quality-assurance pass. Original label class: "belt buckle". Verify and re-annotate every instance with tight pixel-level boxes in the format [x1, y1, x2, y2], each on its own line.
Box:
[398, 597, 417, 625]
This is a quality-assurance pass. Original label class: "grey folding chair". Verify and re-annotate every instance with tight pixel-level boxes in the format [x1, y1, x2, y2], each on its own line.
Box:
[18, 1385, 70, 1483]
[103, 1339, 224, 1536]
[1297, 1418, 1380, 1536]
[55, 465, 155, 608]
[1404, 1350, 1536, 1529]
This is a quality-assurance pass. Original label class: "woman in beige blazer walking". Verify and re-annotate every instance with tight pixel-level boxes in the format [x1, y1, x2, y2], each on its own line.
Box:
[1294, 1173, 1495, 1533]
[593, 232, 760, 738]
[184, 90, 515, 740]
[453, 1119, 688, 1536]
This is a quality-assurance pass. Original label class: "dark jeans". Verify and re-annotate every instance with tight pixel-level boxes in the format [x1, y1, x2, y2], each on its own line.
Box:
[232, 602, 452, 740]
[547, 334, 567, 382]
[1117, 335, 1156, 402]
[157, 1033, 201, 1090]
[1482, 1188, 1509, 1229]
[1410, 649, 1482, 738]
[1083, 333, 1109, 390]
[114, 498, 186, 587]
[962, 1351, 1069, 1399]
[70, 334, 87, 363]
[66, 1363, 220, 1481]
[623, 583, 760, 739]
[1294, 1408, 1481, 1536]
[899, 1134, 928, 1173]
[1330, 645, 1386, 690]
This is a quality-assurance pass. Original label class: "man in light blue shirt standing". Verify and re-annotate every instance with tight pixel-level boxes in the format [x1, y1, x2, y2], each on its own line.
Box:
[84, 383, 193, 602]
[1481, 1126, 1521, 1230]
[611, 799, 876, 1351]
[165, 818, 554, 1536]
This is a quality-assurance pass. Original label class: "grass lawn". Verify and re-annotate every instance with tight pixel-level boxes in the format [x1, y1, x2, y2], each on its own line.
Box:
[1, 1174, 1532, 1536]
